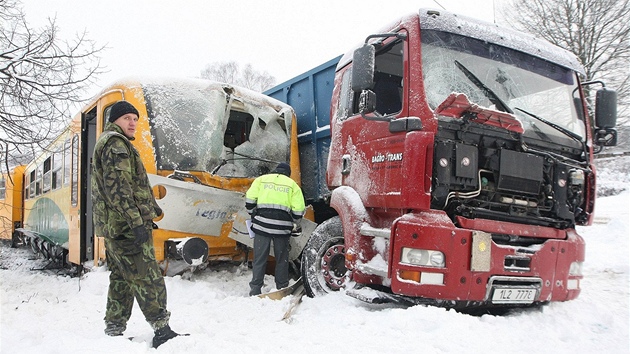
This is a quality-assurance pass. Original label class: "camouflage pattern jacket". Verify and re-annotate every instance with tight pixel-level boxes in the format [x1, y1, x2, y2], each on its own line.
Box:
[91, 123, 159, 241]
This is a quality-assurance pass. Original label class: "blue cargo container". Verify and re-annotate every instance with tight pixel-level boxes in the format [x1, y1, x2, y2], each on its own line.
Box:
[264, 56, 341, 207]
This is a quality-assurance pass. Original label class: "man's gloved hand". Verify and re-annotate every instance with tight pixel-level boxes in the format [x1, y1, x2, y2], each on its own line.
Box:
[132, 225, 149, 245]
[291, 223, 302, 238]
[154, 205, 163, 217]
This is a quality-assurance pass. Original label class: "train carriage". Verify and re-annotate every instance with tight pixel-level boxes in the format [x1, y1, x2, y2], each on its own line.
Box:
[0, 166, 25, 244]
[6, 77, 303, 274]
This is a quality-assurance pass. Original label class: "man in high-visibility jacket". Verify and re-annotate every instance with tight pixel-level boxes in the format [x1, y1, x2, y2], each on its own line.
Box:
[245, 162, 305, 296]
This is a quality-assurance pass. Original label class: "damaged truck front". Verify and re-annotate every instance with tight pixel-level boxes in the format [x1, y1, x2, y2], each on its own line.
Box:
[281, 8, 617, 311]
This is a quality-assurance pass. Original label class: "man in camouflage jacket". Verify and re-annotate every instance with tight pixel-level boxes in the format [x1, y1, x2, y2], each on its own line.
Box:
[91, 100, 180, 348]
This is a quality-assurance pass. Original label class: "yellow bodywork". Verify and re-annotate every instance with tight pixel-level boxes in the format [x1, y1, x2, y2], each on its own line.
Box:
[0, 166, 25, 240]
[88, 78, 302, 267]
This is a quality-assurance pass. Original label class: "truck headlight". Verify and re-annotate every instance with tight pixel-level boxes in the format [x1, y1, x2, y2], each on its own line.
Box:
[401, 248, 445, 267]
[569, 169, 585, 186]
[569, 261, 583, 276]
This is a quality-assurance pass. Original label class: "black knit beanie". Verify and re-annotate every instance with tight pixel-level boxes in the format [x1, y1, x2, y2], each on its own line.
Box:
[108, 100, 139, 122]
[274, 162, 291, 177]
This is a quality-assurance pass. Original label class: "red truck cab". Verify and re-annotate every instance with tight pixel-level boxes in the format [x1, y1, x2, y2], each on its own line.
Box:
[300, 9, 617, 311]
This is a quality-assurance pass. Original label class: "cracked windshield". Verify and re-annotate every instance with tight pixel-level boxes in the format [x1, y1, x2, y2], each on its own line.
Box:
[421, 30, 585, 145]
[143, 81, 291, 178]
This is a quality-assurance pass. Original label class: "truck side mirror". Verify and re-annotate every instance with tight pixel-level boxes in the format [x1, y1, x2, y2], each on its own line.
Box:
[593, 88, 617, 148]
[352, 44, 375, 92]
[595, 88, 617, 129]
[594, 129, 617, 147]
[358, 90, 377, 115]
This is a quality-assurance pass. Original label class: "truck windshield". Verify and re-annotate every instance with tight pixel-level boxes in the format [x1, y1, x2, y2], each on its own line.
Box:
[143, 80, 291, 177]
[421, 30, 585, 143]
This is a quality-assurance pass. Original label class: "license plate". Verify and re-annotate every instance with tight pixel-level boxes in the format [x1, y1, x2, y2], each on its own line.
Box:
[491, 287, 537, 304]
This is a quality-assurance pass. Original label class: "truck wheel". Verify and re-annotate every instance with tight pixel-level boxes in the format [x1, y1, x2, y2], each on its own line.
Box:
[301, 216, 349, 297]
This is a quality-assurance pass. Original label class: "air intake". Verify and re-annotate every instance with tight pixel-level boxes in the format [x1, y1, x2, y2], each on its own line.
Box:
[498, 150, 543, 195]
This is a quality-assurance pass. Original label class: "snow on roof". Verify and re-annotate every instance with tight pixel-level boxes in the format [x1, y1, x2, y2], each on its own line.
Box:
[338, 8, 585, 76]
[418, 8, 585, 75]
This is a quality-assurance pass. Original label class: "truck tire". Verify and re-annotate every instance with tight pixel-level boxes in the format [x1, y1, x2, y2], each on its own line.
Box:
[301, 216, 349, 297]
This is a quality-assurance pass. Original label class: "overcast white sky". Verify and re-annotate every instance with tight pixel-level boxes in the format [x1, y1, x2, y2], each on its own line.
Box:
[21, 0, 499, 97]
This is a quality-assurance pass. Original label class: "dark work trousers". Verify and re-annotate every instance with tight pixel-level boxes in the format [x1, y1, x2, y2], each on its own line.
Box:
[249, 233, 290, 296]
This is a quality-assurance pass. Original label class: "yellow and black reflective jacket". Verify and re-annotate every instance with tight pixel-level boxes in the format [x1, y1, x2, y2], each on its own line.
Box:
[245, 173, 305, 237]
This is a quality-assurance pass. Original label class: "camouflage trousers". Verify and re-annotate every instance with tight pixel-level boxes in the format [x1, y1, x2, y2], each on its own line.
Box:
[104, 232, 170, 333]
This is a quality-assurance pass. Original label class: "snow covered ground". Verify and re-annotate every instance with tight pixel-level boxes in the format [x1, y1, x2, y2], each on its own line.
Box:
[1, 157, 628, 353]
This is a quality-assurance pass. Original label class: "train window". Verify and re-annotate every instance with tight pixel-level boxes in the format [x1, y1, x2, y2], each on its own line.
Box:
[24, 172, 29, 200]
[0, 177, 5, 200]
[71, 135, 78, 206]
[29, 169, 36, 198]
[43, 156, 52, 193]
[52, 151, 62, 190]
[224, 111, 254, 149]
[103, 105, 112, 127]
[36, 165, 43, 195]
[63, 138, 71, 186]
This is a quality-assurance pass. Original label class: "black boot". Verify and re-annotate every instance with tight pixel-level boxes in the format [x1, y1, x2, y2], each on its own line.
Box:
[104, 322, 125, 337]
[152, 324, 179, 348]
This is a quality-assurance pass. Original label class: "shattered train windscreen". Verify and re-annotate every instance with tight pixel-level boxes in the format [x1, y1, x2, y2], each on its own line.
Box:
[143, 81, 292, 178]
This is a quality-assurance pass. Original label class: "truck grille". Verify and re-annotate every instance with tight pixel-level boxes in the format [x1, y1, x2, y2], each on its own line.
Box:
[504, 255, 531, 272]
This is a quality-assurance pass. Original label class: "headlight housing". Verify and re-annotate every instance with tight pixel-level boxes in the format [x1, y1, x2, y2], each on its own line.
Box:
[569, 261, 583, 276]
[400, 247, 445, 267]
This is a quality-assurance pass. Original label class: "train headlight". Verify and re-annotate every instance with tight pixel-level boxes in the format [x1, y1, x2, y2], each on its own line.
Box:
[569, 261, 583, 276]
[400, 248, 445, 267]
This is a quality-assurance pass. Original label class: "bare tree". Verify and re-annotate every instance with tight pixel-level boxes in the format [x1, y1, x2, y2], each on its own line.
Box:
[0, 0, 104, 171]
[200, 61, 276, 92]
[503, 0, 629, 129]
[200, 61, 239, 85]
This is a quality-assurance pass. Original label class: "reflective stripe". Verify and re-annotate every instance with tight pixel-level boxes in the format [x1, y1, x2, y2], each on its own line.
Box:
[255, 215, 294, 228]
[256, 203, 291, 213]
[252, 223, 291, 236]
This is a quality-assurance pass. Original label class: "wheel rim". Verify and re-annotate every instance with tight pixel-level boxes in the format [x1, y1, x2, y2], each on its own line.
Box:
[320, 243, 348, 290]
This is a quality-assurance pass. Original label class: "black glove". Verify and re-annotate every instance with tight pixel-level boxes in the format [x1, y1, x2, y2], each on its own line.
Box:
[154, 205, 163, 217]
[132, 225, 149, 245]
[291, 223, 302, 238]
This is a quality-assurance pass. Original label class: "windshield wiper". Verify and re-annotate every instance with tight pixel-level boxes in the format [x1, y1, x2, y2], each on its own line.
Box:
[514, 107, 583, 143]
[210, 152, 281, 175]
[454, 60, 514, 114]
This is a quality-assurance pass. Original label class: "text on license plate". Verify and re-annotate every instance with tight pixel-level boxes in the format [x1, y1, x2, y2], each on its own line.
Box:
[492, 287, 537, 303]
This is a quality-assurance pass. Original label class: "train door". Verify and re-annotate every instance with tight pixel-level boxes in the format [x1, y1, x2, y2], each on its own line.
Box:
[87, 91, 125, 265]
[80, 106, 97, 263]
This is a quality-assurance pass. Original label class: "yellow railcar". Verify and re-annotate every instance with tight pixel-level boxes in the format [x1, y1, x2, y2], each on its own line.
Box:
[10, 77, 302, 273]
[0, 166, 25, 243]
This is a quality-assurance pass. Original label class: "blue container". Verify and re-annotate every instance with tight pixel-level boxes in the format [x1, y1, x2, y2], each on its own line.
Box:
[264, 56, 341, 204]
